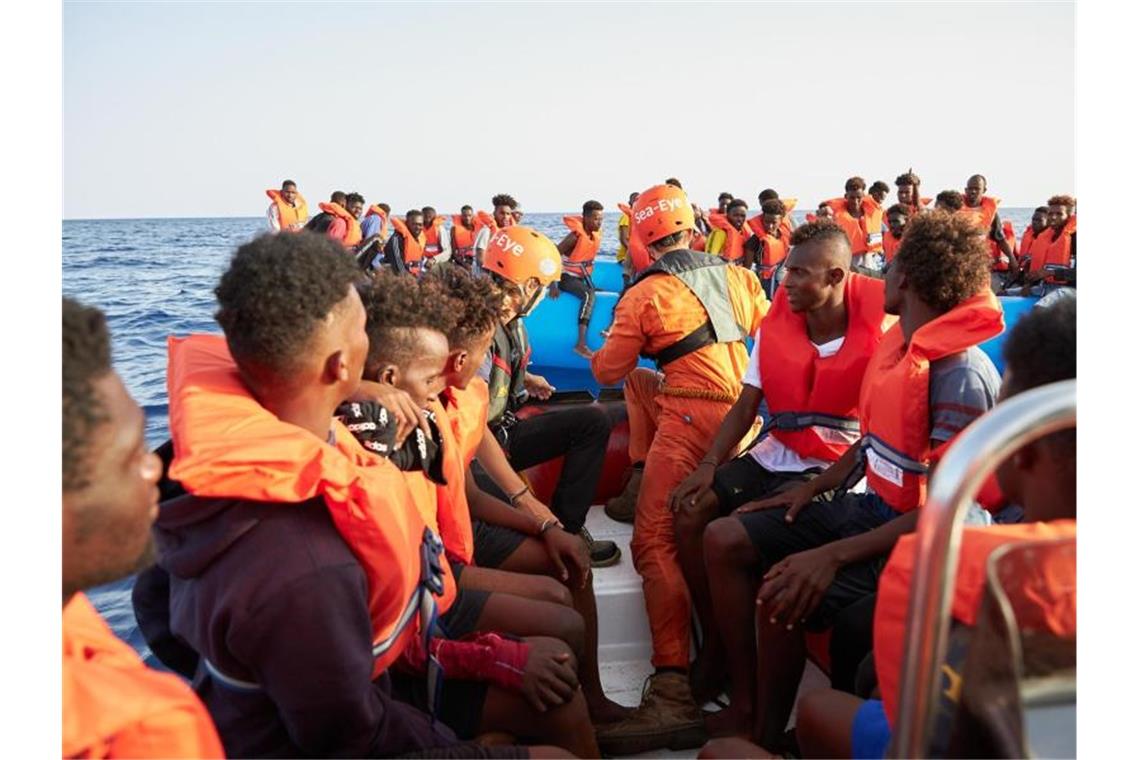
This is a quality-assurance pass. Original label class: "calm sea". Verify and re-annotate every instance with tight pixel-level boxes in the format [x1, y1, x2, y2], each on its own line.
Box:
[62, 207, 1036, 661]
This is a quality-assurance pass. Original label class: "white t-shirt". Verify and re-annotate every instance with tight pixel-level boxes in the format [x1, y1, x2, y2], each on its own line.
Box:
[743, 331, 856, 473]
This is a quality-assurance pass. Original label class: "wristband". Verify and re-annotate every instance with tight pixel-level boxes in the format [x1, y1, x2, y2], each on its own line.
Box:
[508, 485, 530, 506]
[537, 519, 555, 537]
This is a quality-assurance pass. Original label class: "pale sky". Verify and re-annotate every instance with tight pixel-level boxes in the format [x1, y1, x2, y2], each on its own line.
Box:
[64, 1, 1074, 219]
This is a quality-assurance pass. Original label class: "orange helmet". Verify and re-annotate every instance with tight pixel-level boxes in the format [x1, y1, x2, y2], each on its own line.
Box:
[482, 225, 562, 286]
[632, 184, 696, 246]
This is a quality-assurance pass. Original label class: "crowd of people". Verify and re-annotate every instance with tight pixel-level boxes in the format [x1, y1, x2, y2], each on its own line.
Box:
[61, 176, 1076, 758]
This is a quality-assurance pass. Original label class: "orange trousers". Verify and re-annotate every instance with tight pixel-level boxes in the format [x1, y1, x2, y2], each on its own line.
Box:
[624, 367, 736, 668]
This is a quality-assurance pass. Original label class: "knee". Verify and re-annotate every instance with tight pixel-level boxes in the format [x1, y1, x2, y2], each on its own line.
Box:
[703, 517, 752, 568]
[549, 606, 586, 656]
[580, 404, 612, 439]
[535, 575, 574, 608]
[675, 499, 716, 543]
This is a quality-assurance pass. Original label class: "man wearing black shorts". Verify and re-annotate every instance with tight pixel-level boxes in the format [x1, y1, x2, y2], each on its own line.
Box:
[670, 221, 893, 706]
[700, 211, 1005, 748]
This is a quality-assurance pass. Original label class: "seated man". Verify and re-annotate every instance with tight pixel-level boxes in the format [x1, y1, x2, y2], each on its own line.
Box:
[305, 190, 365, 248]
[790, 295, 1077, 760]
[823, 178, 885, 270]
[131, 232, 575, 758]
[265, 178, 308, 231]
[478, 225, 621, 568]
[549, 200, 605, 358]
[742, 199, 792, 298]
[62, 298, 223, 758]
[667, 221, 894, 707]
[706, 198, 753, 265]
[348, 270, 624, 738]
[701, 211, 1004, 746]
[373, 209, 428, 276]
[1023, 194, 1077, 294]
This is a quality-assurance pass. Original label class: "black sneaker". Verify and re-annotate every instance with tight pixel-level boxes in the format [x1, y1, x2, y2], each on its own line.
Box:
[579, 526, 621, 568]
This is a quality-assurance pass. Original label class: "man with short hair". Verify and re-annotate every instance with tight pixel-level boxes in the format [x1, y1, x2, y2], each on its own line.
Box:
[63, 298, 224, 759]
[960, 174, 1016, 286]
[701, 211, 1003, 745]
[265, 179, 308, 231]
[374, 209, 428, 275]
[934, 189, 965, 212]
[743, 199, 792, 298]
[589, 184, 770, 754]
[669, 221, 893, 706]
[882, 203, 910, 265]
[550, 200, 605, 358]
[422, 205, 452, 265]
[131, 233, 547, 758]
[868, 181, 890, 205]
[706, 198, 753, 265]
[473, 193, 518, 273]
[1024, 194, 1077, 292]
[824, 177, 884, 269]
[450, 205, 481, 270]
[305, 191, 365, 247]
[715, 192, 735, 214]
[894, 170, 930, 216]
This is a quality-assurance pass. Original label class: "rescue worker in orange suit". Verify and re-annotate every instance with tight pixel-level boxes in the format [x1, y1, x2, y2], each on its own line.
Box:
[588, 184, 770, 755]
[700, 211, 1003, 747]
[129, 233, 567, 758]
[265, 179, 308, 232]
[706, 198, 753, 265]
[549, 200, 605, 358]
[62, 297, 224, 759]
[1023, 194, 1077, 294]
[743, 198, 792, 299]
[960, 174, 1016, 290]
[668, 221, 894, 710]
[825, 177, 885, 271]
[477, 225, 622, 568]
[783, 296, 1077, 760]
[374, 208, 427, 276]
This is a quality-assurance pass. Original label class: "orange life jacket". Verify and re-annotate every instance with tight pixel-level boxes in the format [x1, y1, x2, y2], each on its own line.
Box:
[430, 397, 477, 566]
[266, 189, 309, 231]
[1020, 225, 1042, 261]
[423, 216, 446, 258]
[63, 593, 225, 759]
[757, 232, 789, 279]
[447, 378, 490, 466]
[707, 212, 752, 263]
[882, 229, 904, 264]
[691, 230, 708, 252]
[618, 202, 651, 272]
[390, 217, 427, 267]
[400, 464, 459, 611]
[318, 202, 363, 247]
[165, 334, 443, 676]
[451, 216, 478, 258]
[874, 520, 1077, 727]
[826, 198, 884, 254]
[857, 292, 1004, 512]
[364, 205, 390, 240]
[1028, 216, 1076, 276]
[760, 275, 892, 462]
[745, 215, 795, 248]
[958, 196, 1012, 271]
[562, 215, 603, 277]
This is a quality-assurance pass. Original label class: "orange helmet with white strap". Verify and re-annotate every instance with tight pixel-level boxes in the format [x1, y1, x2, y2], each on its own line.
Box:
[483, 226, 562, 286]
[632, 184, 697, 246]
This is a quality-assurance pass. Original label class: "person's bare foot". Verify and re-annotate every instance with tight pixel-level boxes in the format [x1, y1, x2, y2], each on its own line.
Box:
[587, 695, 636, 725]
[704, 703, 753, 738]
[689, 648, 727, 706]
[573, 344, 594, 359]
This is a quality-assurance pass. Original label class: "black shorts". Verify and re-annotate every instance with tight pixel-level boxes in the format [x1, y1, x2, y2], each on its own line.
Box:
[710, 455, 818, 516]
[472, 519, 528, 569]
[389, 669, 490, 741]
[439, 588, 491, 639]
[737, 490, 900, 631]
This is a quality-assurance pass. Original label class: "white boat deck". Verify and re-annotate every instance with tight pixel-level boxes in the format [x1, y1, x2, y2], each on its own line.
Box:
[585, 506, 829, 757]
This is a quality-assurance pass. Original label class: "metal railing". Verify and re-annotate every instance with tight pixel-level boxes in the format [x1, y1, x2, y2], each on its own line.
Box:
[890, 379, 1076, 758]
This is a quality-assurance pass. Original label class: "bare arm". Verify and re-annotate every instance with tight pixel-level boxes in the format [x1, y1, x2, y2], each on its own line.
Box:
[464, 469, 544, 535]
[556, 232, 577, 257]
[474, 425, 559, 524]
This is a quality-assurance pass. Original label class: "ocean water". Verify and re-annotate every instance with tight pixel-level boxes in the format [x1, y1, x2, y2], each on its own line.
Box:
[62, 207, 1036, 660]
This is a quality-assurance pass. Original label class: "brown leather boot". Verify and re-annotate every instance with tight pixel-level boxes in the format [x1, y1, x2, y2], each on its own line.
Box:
[604, 466, 643, 524]
[593, 671, 706, 756]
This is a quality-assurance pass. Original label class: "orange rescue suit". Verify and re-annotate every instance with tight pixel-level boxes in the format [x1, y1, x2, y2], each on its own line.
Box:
[760, 274, 893, 462]
[391, 217, 427, 268]
[591, 255, 769, 668]
[857, 293, 1004, 513]
[319, 202, 363, 247]
[165, 334, 443, 676]
[63, 593, 224, 759]
[874, 520, 1076, 727]
[266, 189, 309, 231]
[562, 215, 603, 277]
[826, 198, 884, 255]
